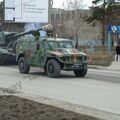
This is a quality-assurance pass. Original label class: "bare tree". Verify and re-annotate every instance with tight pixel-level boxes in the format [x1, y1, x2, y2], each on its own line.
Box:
[63, 0, 84, 48]
[52, 0, 84, 48]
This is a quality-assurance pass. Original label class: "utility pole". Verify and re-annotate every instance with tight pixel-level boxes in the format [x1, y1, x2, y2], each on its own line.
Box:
[48, 0, 53, 23]
[102, 0, 106, 46]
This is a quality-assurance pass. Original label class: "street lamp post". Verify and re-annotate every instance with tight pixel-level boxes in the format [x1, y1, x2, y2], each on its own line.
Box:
[102, 0, 106, 46]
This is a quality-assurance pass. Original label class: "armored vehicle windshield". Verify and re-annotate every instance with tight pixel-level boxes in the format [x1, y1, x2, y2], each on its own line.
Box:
[45, 39, 74, 50]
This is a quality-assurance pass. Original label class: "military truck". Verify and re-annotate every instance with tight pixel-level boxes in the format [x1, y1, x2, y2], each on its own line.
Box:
[16, 24, 88, 78]
[0, 29, 18, 65]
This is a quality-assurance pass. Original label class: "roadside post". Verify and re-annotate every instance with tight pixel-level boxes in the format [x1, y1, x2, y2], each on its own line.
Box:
[108, 25, 120, 52]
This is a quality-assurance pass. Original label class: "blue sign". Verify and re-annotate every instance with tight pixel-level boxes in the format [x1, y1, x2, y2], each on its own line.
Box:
[108, 25, 120, 33]
[117, 26, 120, 32]
[108, 25, 120, 52]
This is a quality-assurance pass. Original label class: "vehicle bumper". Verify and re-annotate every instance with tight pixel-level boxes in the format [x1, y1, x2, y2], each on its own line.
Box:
[62, 62, 88, 71]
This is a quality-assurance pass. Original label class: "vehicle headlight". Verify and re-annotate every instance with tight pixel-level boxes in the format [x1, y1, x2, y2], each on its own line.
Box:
[84, 56, 87, 61]
[60, 56, 65, 61]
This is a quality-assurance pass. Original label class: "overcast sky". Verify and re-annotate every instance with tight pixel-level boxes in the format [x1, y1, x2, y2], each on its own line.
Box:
[53, 0, 92, 9]
[0, 0, 92, 9]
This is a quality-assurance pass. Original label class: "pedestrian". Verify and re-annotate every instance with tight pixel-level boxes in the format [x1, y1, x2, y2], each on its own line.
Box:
[116, 44, 120, 62]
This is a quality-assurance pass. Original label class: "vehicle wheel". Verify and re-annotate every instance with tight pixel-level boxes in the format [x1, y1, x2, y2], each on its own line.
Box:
[46, 59, 61, 78]
[18, 57, 30, 74]
[74, 68, 87, 77]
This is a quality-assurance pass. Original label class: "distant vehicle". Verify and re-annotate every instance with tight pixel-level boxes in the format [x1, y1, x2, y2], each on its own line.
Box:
[0, 31, 18, 65]
[16, 24, 88, 78]
[0, 47, 16, 65]
[0, 31, 17, 46]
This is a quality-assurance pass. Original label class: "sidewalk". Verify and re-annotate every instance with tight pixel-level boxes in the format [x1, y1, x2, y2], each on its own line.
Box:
[108, 61, 120, 71]
[89, 60, 120, 71]
[106, 55, 120, 71]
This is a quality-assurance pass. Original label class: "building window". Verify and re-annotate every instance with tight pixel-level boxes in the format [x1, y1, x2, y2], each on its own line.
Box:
[56, 14, 60, 20]
[61, 13, 65, 20]
[51, 14, 54, 20]
[71, 11, 75, 20]
[66, 12, 71, 20]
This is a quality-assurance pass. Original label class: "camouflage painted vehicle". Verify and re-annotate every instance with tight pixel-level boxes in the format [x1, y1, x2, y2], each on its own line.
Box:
[0, 26, 46, 65]
[16, 34, 88, 78]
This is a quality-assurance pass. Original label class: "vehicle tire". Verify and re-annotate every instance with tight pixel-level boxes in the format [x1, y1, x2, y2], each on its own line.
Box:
[74, 68, 87, 77]
[18, 57, 30, 74]
[46, 59, 61, 78]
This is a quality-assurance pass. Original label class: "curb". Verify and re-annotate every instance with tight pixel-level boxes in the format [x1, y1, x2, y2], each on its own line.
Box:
[88, 65, 120, 72]
[16, 93, 120, 120]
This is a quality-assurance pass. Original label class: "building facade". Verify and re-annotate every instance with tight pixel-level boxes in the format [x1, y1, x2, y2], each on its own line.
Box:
[51, 8, 102, 45]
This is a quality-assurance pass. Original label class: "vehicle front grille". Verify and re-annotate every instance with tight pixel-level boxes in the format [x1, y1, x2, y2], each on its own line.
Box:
[60, 55, 87, 63]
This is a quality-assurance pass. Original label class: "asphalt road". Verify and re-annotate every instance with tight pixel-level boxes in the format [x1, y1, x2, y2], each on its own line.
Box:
[0, 66, 120, 120]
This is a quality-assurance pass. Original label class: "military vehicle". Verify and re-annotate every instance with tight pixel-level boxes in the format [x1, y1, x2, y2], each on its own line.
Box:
[0, 30, 18, 65]
[16, 24, 88, 78]
[0, 47, 16, 65]
[0, 24, 52, 65]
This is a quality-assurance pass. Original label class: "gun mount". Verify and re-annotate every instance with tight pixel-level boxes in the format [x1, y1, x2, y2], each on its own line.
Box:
[7, 24, 53, 49]
[0, 24, 53, 65]
[9, 24, 53, 39]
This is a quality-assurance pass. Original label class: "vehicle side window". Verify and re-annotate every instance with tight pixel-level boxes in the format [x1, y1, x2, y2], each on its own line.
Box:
[59, 41, 73, 48]
[39, 42, 43, 49]
[29, 41, 43, 51]
[36, 41, 44, 51]
[30, 41, 35, 50]
[21, 41, 29, 48]
[45, 41, 58, 50]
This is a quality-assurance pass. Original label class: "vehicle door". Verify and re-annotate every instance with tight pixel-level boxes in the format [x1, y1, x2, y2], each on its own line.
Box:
[35, 41, 45, 66]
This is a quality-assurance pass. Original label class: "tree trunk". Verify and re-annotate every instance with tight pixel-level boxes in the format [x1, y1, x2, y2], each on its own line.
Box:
[75, 32, 79, 49]
[102, 19, 105, 46]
